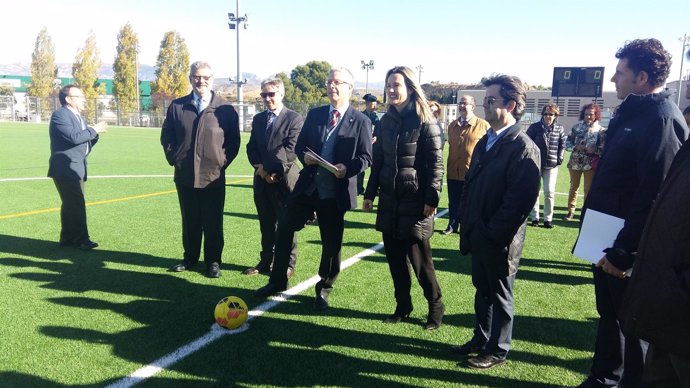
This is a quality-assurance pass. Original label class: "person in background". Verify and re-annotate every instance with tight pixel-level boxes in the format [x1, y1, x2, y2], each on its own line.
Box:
[442, 95, 488, 235]
[526, 102, 566, 228]
[428, 100, 445, 146]
[358, 93, 380, 195]
[363, 66, 445, 331]
[161, 61, 241, 278]
[683, 106, 690, 126]
[564, 103, 605, 220]
[243, 77, 303, 278]
[48, 84, 107, 251]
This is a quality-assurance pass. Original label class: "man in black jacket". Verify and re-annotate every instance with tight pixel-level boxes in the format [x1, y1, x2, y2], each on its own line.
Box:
[243, 78, 303, 277]
[454, 74, 540, 369]
[576, 39, 688, 388]
[254, 68, 372, 311]
[161, 61, 241, 278]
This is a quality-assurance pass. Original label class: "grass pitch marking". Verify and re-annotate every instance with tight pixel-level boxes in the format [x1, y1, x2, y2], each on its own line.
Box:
[0, 176, 254, 220]
[106, 209, 449, 388]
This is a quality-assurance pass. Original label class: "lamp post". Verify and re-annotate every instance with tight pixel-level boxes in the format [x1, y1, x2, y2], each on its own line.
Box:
[678, 33, 689, 106]
[135, 44, 140, 125]
[416, 64, 424, 85]
[361, 59, 374, 95]
[228, 0, 248, 130]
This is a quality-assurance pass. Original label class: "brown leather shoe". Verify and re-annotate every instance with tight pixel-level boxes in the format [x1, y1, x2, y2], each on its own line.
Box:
[242, 267, 260, 275]
[287, 267, 295, 278]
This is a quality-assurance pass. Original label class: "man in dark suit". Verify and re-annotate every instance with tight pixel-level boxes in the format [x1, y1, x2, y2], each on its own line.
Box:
[48, 84, 107, 250]
[255, 67, 373, 311]
[161, 61, 241, 278]
[243, 77, 304, 277]
[455, 74, 540, 369]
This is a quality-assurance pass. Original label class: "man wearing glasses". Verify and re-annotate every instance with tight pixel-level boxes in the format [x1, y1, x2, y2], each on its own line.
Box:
[455, 74, 540, 369]
[255, 67, 372, 312]
[442, 95, 488, 235]
[243, 78, 304, 278]
[48, 85, 107, 250]
[161, 61, 240, 278]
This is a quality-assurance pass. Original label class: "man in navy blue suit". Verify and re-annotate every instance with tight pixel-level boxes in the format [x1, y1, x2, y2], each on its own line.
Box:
[254, 68, 373, 311]
[48, 84, 107, 250]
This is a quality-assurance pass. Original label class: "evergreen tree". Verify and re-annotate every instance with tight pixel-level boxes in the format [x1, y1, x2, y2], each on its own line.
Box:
[113, 22, 139, 118]
[151, 31, 190, 110]
[28, 27, 58, 118]
[72, 31, 105, 122]
[289, 60, 332, 106]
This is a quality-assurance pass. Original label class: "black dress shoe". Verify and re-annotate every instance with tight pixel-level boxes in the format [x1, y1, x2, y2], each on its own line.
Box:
[467, 354, 506, 369]
[530, 220, 539, 227]
[207, 263, 221, 278]
[254, 283, 286, 298]
[441, 226, 455, 235]
[383, 305, 413, 323]
[170, 261, 196, 272]
[314, 296, 329, 311]
[77, 240, 98, 251]
[450, 342, 484, 355]
[544, 221, 553, 229]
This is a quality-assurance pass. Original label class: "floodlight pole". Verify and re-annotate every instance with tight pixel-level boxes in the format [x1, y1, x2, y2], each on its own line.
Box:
[361, 59, 374, 95]
[228, 0, 248, 129]
[678, 33, 689, 106]
[135, 44, 141, 125]
[416, 64, 424, 85]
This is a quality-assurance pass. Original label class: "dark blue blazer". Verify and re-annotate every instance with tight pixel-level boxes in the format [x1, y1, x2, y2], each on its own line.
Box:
[294, 105, 372, 212]
[47, 107, 99, 181]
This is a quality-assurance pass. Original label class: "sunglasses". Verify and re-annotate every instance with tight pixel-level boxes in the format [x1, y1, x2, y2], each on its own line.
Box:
[260, 92, 276, 98]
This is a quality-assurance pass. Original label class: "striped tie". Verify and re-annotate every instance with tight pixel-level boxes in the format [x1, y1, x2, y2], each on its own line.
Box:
[328, 110, 340, 130]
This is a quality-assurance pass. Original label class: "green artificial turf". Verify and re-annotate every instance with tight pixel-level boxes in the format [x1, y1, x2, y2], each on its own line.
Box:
[0, 121, 596, 387]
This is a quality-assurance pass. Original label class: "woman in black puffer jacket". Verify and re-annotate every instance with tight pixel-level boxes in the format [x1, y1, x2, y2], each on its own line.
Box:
[363, 66, 445, 330]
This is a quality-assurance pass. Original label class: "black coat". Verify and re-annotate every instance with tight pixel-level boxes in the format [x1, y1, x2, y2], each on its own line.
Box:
[620, 140, 690, 358]
[48, 107, 99, 181]
[459, 123, 541, 277]
[293, 105, 372, 212]
[246, 108, 304, 193]
[582, 91, 688, 269]
[364, 103, 444, 241]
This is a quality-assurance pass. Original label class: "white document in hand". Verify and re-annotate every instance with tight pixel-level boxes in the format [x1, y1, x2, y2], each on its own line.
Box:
[573, 209, 625, 265]
[304, 147, 338, 174]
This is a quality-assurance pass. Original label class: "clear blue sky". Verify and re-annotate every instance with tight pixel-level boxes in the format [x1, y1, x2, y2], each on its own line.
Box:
[3, 0, 689, 90]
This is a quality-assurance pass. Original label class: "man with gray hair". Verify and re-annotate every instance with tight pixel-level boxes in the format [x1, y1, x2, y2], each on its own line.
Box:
[254, 67, 372, 311]
[454, 74, 540, 369]
[243, 77, 304, 277]
[161, 61, 240, 278]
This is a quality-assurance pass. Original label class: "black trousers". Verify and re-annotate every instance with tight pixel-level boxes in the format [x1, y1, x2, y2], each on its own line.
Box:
[643, 345, 690, 388]
[446, 179, 464, 232]
[53, 178, 89, 244]
[270, 192, 344, 295]
[470, 253, 515, 359]
[587, 266, 648, 387]
[253, 183, 297, 269]
[176, 183, 225, 266]
[381, 233, 442, 309]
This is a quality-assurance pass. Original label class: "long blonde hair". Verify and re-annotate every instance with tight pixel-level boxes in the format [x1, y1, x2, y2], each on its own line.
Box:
[385, 66, 434, 123]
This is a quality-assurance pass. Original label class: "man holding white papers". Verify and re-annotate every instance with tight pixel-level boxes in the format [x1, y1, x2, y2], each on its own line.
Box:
[575, 39, 689, 388]
[254, 68, 372, 312]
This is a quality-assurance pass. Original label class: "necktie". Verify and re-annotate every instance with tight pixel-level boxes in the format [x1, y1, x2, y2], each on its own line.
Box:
[328, 110, 340, 130]
[265, 111, 276, 138]
[76, 114, 85, 130]
[197, 97, 207, 112]
[460, 119, 468, 127]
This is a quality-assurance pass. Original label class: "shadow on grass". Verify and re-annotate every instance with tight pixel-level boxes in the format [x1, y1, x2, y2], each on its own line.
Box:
[0, 233, 592, 387]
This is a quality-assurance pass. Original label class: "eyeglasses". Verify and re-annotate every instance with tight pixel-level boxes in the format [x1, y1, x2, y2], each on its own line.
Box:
[260, 92, 276, 98]
[67, 95, 85, 99]
[483, 96, 503, 106]
[191, 75, 212, 82]
[458, 102, 473, 106]
[325, 80, 350, 87]
[542, 113, 555, 117]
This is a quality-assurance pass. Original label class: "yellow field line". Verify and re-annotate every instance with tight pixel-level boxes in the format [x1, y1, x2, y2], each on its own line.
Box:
[0, 177, 253, 220]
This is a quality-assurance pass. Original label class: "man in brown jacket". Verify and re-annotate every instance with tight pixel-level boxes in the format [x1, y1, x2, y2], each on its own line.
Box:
[161, 61, 240, 278]
[442, 95, 488, 234]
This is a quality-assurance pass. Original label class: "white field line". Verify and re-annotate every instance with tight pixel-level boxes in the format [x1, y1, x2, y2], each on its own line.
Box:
[0, 174, 254, 182]
[106, 209, 448, 388]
